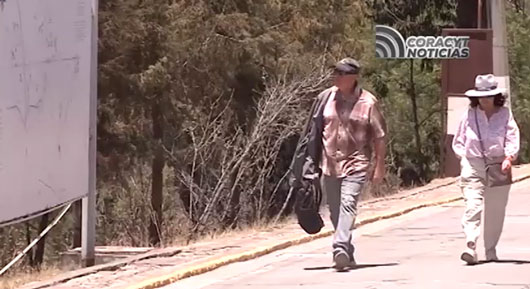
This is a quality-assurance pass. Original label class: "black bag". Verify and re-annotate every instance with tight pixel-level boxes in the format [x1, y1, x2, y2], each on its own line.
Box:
[288, 90, 332, 234]
[293, 179, 324, 234]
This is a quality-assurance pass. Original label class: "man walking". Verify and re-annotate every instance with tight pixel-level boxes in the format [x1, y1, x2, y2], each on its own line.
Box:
[316, 58, 387, 270]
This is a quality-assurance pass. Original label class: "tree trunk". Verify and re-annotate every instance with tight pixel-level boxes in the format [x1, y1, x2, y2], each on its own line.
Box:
[73, 200, 82, 248]
[409, 59, 425, 180]
[224, 168, 241, 229]
[149, 101, 165, 246]
[26, 223, 34, 267]
[33, 213, 50, 268]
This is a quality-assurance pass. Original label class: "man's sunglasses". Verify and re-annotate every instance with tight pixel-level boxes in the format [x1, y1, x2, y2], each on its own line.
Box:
[332, 69, 356, 76]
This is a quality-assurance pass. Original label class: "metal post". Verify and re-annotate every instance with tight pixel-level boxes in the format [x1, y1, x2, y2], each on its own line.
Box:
[478, 0, 483, 28]
[489, 0, 511, 106]
[486, 0, 492, 28]
[82, 0, 98, 267]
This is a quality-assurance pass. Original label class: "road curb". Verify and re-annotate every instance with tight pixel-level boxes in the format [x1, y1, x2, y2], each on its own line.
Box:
[125, 199, 467, 289]
[21, 179, 463, 289]
[126, 171, 530, 289]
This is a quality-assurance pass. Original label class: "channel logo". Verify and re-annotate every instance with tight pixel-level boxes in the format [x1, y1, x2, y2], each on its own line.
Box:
[375, 25, 470, 59]
[375, 25, 406, 59]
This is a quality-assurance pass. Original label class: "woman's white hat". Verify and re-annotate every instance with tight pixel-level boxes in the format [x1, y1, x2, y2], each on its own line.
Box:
[464, 74, 506, 97]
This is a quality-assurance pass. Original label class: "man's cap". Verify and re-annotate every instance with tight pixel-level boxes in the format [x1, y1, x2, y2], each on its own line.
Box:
[333, 57, 361, 74]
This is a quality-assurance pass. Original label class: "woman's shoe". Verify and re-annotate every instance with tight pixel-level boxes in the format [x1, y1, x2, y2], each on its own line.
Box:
[461, 241, 478, 265]
[486, 248, 498, 262]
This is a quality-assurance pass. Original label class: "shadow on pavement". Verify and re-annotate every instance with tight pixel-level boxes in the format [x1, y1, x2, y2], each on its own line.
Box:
[304, 262, 399, 271]
[475, 259, 530, 265]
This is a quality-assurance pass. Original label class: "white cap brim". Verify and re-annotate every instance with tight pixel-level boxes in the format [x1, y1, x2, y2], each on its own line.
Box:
[464, 87, 506, 97]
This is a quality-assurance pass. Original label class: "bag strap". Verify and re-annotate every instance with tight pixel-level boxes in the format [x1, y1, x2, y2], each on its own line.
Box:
[311, 90, 334, 208]
[314, 89, 333, 159]
[319, 89, 334, 117]
[474, 108, 488, 167]
[299, 95, 321, 140]
[301, 89, 333, 137]
[287, 88, 333, 188]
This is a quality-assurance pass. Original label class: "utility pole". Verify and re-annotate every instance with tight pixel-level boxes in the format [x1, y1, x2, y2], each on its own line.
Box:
[489, 0, 512, 106]
[82, 0, 98, 267]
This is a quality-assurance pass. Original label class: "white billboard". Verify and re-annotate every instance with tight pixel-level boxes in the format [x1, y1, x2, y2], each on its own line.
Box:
[0, 0, 93, 226]
[447, 96, 470, 136]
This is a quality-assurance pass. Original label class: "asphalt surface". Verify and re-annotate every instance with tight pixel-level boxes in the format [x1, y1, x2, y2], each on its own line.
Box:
[161, 178, 530, 289]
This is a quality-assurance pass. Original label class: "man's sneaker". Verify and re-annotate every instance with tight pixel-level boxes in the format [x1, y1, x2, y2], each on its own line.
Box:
[461, 247, 478, 265]
[333, 251, 350, 270]
[486, 249, 498, 262]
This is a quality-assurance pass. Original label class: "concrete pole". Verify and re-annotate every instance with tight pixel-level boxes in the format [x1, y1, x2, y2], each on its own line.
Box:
[82, 0, 98, 267]
[489, 0, 512, 106]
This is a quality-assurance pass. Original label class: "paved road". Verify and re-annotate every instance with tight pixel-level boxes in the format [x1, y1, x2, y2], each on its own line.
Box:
[162, 179, 530, 289]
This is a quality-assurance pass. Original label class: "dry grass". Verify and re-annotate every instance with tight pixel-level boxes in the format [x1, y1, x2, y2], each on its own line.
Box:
[0, 265, 66, 289]
[0, 217, 295, 289]
[165, 216, 295, 247]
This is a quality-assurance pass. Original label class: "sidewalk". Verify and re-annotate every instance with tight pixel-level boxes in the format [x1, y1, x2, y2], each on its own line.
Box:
[22, 164, 530, 289]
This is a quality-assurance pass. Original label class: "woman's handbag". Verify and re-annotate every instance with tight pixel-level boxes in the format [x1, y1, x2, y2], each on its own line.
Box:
[483, 160, 512, 187]
[474, 109, 512, 187]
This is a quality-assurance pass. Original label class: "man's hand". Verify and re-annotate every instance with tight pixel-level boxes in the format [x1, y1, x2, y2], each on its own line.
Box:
[502, 156, 512, 173]
[372, 164, 385, 185]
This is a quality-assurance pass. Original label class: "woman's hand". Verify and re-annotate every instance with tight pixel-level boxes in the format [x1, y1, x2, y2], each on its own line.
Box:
[502, 156, 512, 173]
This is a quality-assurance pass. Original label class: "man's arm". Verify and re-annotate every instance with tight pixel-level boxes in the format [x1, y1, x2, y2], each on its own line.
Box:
[369, 101, 387, 184]
[372, 137, 386, 184]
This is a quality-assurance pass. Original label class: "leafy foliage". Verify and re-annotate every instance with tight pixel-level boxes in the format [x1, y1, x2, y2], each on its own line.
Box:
[507, 3, 530, 163]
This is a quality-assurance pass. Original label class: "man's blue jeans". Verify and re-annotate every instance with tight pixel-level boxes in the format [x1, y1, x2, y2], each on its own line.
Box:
[321, 172, 366, 260]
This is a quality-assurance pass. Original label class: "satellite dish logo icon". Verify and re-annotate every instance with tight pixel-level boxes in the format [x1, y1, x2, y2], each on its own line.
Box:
[375, 25, 406, 59]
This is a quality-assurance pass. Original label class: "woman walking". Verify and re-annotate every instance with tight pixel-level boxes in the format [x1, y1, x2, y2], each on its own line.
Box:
[452, 74, 520, 265]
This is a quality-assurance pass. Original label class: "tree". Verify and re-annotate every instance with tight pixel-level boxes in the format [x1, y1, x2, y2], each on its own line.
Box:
[366, 0, 457, 183]
[507, 3, 530, 163]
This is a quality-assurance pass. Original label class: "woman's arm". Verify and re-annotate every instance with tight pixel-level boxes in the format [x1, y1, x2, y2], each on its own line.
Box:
[452, 111, 468, 159]
[504, 109, 520, 160]
[502, 109, 520, 172]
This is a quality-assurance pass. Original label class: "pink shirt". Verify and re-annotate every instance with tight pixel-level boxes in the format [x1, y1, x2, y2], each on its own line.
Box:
[321, 87, 387, 177]
[452, 106, 520, 160]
